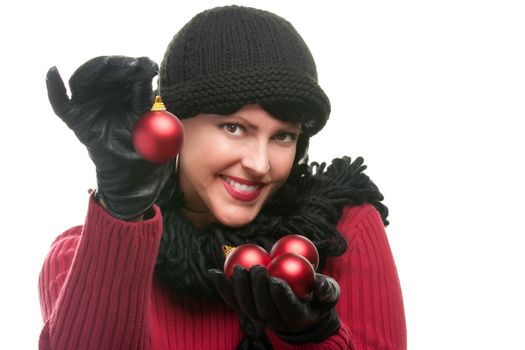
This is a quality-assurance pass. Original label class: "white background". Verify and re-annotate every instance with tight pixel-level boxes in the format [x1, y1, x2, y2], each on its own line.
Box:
[1, 0, 524, 349]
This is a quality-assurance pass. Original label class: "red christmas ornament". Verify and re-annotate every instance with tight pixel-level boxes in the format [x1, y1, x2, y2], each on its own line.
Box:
[223, 244, 271, 278]
[270, 234, 319, 270]
[132, 96, 184, 164]
[267, 253, 316, 300]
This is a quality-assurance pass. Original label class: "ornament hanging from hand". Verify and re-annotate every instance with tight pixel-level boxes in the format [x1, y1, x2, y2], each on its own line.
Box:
[222, 235, 319, 300]
[132, 96, 184, 164]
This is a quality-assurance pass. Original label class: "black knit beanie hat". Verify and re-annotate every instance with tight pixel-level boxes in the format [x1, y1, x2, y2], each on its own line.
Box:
[159, 5, 330, 136]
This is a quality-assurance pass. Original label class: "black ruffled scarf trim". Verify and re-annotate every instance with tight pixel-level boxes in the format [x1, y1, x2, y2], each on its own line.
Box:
[154, 156, 388, 348]
[155, 156, 387, 296]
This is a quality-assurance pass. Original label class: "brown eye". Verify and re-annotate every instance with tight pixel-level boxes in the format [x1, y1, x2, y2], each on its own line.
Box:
[273, 132, 296, 143]
[221, 123, 244, 136]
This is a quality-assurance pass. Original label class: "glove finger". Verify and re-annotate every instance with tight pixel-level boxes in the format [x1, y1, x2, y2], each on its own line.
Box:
[250, 266, 287, 330]
[46, 67, 72, 121]
[232, 265, 262, 322]
[129, 80, 155, 116]
[69, 56, 142, 103]
[268, 277, 311, 328]
[128, 57, 158, 116]
[134, 56, 159, 81]
[207, 269, 240, 313]
[313, 274, 340, 304]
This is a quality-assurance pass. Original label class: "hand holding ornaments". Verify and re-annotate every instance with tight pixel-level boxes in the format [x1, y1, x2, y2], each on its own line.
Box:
[209, 235, 341, 343]
[223, 235, 319, 300]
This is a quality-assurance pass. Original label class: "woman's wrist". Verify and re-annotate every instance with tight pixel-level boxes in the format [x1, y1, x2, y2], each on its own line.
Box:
[94, 191, 146, 222]
[272, 310, 340, 344]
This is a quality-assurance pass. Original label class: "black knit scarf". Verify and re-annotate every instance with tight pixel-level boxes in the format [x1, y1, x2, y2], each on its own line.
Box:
[155, 156, 388, 349]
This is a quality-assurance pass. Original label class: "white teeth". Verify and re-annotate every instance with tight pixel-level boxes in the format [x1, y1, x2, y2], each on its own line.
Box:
[224, 177, 260, 192]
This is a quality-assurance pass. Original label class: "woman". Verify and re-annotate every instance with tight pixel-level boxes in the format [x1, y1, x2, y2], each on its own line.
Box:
[39, 5, 406, 349]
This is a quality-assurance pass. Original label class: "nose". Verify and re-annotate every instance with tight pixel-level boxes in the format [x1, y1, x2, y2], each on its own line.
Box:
[241, 139, 271, 176]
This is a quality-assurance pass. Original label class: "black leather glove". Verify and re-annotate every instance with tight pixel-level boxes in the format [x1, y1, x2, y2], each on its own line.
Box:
[46, 56, 175, 220]
[208, 265, 341, 344]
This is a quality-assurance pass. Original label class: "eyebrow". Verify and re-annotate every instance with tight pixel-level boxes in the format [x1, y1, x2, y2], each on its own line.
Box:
[233, 114, 259, 130]
[230, 114, 302, 133]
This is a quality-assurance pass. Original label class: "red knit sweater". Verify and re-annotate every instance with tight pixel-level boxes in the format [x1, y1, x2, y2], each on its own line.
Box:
[38, 196, 406, 349]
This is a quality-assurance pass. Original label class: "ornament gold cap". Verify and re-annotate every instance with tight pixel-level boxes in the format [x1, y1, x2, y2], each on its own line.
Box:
[151, 95, 167, 112]
[222, 245, 236, 258]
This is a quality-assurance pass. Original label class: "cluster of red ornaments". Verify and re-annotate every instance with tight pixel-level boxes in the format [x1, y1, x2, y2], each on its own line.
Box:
[223, 235, 319, 300]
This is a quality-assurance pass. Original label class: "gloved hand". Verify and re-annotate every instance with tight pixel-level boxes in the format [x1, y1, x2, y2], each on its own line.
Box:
[208, 265, 341, 344]
[46, 56, 175, 220]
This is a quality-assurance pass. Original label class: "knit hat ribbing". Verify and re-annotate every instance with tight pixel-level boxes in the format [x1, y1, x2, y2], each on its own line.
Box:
[159, 5, 330, 136]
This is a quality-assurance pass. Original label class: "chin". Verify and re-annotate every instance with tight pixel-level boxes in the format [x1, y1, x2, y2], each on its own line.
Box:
[214, 206, 259, 228]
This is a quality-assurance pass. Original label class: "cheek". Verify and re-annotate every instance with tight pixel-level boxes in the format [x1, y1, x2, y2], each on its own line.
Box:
[270, 147, 296, 181]
[181, 125, 231, 166]
[179, 135, 241, 193]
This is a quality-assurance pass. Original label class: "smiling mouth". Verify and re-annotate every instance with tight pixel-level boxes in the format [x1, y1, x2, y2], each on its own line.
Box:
[221, 175, 265, 202]
[223, 176, 261, 192]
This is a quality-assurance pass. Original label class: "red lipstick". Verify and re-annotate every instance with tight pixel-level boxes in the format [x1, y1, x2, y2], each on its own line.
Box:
[221, 175, 264, 202]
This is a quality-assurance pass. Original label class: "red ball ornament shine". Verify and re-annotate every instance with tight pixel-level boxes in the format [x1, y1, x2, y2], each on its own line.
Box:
[132, 109, 184, 164]
[267, 253, 316, 300]
[223, 244, 271, 278]
[270, 235, 319, 270]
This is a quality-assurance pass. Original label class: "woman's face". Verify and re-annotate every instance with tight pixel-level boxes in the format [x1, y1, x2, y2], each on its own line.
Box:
[178, 104, 301, 228]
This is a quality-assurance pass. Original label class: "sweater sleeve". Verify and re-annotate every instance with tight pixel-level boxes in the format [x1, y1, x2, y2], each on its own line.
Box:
[334, 204, 406, 349]
[267, 203, 406, 349]
[38, 194, 163, 350]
